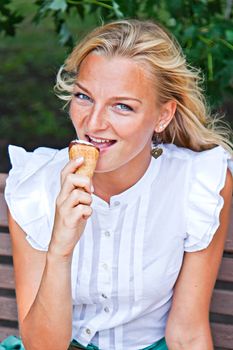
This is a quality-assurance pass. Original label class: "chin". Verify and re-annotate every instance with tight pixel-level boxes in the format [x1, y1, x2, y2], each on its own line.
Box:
[94, 162, 123, 174]
[94, 167, 117, 174]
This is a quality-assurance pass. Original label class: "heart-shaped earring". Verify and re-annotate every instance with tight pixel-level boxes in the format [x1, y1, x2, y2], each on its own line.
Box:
[151, 133, 163, 159]
[151, 147, 163, 159]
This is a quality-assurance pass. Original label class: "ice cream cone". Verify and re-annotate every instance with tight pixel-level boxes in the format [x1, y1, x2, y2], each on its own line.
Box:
[69, 140, 99, 178]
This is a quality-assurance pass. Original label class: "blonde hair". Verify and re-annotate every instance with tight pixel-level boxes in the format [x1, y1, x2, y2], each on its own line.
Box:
[55, 19, 233, 154]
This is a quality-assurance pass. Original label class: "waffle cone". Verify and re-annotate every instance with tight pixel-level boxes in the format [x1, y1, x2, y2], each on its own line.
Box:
[69, 142, 99, 178]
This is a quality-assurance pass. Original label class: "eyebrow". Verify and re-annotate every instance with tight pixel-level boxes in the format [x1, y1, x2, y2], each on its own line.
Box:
[75, 82, 142, 104]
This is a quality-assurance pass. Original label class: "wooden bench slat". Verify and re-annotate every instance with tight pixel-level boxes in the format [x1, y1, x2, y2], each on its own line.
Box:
[224, 200, 233, 253]
[0, 174, 8, 192]
[11, 228, 233, 307]
[0, 297, 18, 321]
[211, 323, 233, 349]
[0, 173, 8, 227]
[0, 323, 231, 348]
[2, 261, 231, 310]
[0, 265, 15, 289]
[217, 257, 233, 282]
[210, 290, 233, 316]
[225, 202, 233, 253]
[0, 193, 8, 227]
[0, 327, 19, 342]
[0, 233, 12, 256]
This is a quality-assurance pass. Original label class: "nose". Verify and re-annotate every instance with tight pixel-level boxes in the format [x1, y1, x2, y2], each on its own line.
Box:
[86, 105, 108, 132]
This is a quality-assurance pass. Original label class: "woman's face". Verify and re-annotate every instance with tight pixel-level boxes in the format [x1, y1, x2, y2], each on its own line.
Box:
[69, 53, 174, 174]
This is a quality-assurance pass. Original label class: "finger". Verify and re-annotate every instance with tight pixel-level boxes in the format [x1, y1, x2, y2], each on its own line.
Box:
[63, 204, 93, 226]
[55, 203, 93, 230]
[63, 173, 92, 194]
[63, 189, 92, 209]
[60, 157, 84, 185]
[75, 204, 93, 220]
[57, 174, 92, 206]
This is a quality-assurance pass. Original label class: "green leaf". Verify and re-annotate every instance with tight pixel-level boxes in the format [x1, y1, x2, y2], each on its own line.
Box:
[219, 38, 233, 51]
[0, 1, 24, 36]
[207, 52, 213, 81]
[59, 22, 72, 45]
[183, 25, 196, 40]
[112, 0, 124, 18]
[48, 0, 67, 12]
[226, 30, 233, 42]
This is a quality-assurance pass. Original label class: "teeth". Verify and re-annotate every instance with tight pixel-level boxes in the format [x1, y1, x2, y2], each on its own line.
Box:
[89, 136, 112, 143]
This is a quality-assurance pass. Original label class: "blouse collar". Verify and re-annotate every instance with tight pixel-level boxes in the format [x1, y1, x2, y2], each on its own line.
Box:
[92, 155, 162, 210]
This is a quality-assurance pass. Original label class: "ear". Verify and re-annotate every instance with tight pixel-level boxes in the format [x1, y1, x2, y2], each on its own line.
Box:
[154, 100, 177, 133]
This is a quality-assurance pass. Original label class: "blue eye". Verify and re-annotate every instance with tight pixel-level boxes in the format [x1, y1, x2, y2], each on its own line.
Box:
[74, 92, 91, 101]
[116, 103, 133, 111]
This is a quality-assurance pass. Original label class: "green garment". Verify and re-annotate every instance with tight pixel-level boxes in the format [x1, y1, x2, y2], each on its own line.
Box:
[0, 335, 168, 350]
[69, 337, 168, 350]
[0, 336, 25, 350]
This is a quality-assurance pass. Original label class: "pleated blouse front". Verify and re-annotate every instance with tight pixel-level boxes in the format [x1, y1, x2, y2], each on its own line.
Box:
[5, 143, 232, 350]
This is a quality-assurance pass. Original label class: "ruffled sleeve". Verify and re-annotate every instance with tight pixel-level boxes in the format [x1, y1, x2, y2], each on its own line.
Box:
[4, 145, 68, 251]
[184, 146, 233, 252]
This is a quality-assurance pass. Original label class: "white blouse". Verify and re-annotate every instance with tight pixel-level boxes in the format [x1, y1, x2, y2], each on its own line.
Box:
[5, 143, 233, 350]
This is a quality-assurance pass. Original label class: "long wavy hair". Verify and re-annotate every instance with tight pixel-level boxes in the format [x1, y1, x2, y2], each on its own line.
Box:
[55, 19, 233, 155]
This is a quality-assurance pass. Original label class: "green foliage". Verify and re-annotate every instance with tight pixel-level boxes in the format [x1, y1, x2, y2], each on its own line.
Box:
[0, 0, 23, 35]
[0, 1, 232, 171]
[0, 9, 76, 171]
[157, 1, 233, 106]
[1, 0, 232, 107]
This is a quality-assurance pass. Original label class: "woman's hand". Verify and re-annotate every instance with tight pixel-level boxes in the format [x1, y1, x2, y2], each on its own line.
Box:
[49, 157, 93, 258]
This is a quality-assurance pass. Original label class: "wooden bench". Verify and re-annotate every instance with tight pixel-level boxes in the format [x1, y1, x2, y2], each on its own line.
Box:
[0, 172, 233, 349]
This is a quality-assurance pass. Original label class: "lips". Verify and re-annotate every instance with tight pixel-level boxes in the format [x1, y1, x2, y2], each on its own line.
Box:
[86, 135, 117, 149]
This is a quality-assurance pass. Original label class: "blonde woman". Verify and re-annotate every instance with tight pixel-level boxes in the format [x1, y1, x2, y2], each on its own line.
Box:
[4, 19, 233, 350]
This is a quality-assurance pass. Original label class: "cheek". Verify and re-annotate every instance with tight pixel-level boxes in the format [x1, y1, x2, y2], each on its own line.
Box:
[69, 100, 85, 127]
[114, 116, 155, 141]
[69, 100, 77, 121]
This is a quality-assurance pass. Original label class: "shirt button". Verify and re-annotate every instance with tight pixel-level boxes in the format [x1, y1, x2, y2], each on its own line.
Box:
[101, 293, 108, 299]
[102, 263, 108, 270]
[114, 201, 120, 206]
[85, 328, 91, 335]
[104, 307, 110, 313]
[104, 230, 111, 237]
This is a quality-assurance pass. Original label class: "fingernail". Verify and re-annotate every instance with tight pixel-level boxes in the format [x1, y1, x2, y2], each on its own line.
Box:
[91, 185, 94, 193]
[75, 157, 84, 164]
